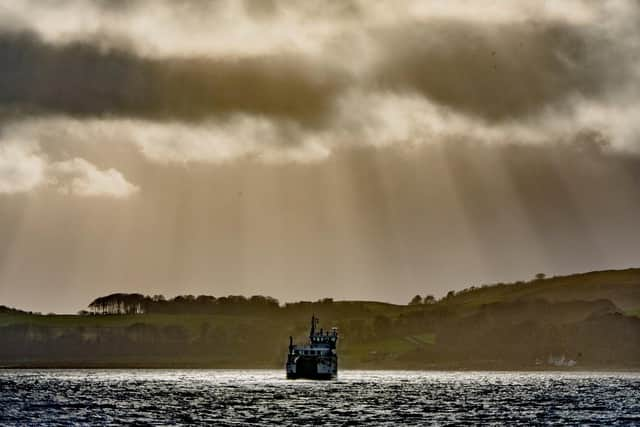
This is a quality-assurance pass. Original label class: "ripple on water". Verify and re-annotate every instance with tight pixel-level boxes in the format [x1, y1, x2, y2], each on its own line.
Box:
[0, 370, 639, 426]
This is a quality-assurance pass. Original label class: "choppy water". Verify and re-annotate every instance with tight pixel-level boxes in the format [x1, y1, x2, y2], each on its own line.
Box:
[1, 370, 639, 426]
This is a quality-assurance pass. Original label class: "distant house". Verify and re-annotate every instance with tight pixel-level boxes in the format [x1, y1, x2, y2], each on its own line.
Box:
[547, 354, 577, 367]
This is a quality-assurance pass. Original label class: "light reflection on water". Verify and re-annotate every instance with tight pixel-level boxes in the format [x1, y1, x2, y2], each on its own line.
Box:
[1, 370, 639, 425]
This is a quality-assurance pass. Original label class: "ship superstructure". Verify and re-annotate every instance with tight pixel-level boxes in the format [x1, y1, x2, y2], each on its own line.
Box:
[286, 315, 338, 379]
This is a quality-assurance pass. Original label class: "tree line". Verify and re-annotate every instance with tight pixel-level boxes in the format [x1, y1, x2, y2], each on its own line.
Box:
[86, 293, 280, 315]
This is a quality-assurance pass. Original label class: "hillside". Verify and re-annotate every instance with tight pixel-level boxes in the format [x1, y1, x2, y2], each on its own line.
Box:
[1, 268, 639, 369]
[439, 268, 640, 311]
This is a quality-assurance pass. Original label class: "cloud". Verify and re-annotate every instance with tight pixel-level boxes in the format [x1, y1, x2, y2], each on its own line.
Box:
[2, 85, 640, 173]
[49, 158, 139, 198]
[0, 0, 638, 171]
[131, 117, 332, 164]
[2, 115, 332, 165]
[0, 1, 637, 135]
[0, 141, 46, 194]
[0, 31, 345, 124]
[0, 140, 138, 198]
[0, 0, 600, 58]
[368, 19, 630, 121]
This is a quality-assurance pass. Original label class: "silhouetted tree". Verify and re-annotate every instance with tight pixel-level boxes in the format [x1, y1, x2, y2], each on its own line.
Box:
[197, 295, 216, 305]
[424, 295, 436, 304]
[409, 295, 423, 305]
[249, 295, 279, 309]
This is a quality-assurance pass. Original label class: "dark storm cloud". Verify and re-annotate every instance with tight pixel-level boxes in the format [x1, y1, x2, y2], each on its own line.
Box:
[0, 31, 345, 124]
[70, 0, 359, 20]
[371, 19, 628, 121]
[71, 0, 239, 15]
[1, 5, 637, 127]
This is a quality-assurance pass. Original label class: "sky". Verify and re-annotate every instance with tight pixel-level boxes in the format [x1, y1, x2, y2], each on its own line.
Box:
[1, 0, 640, 313]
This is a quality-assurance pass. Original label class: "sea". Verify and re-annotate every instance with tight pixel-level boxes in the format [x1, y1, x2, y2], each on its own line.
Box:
[1, 370, 639, 426]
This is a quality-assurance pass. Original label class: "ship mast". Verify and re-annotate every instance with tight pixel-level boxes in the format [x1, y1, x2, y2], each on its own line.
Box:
[309, 314, 319, 339]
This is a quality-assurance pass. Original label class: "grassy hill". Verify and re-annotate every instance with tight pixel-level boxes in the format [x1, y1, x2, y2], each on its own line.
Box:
[440, 268, 640, 311]
[1, 268, 639, 369]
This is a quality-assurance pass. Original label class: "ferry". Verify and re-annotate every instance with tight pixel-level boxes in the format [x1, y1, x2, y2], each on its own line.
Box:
[286, 315, 338, 379]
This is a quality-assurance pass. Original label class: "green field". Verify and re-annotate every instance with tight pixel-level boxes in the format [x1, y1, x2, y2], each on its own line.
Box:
[441, 268, 640, 311]
[0, 312, 259, 334]
[626, 308, 640, 318]
[341, 333, 436, 365]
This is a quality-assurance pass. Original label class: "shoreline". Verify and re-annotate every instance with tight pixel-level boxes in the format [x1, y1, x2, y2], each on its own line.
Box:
[2, 364, 639, 372]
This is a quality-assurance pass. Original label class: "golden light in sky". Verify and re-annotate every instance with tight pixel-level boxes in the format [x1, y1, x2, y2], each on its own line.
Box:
[1, 0, 640, 312]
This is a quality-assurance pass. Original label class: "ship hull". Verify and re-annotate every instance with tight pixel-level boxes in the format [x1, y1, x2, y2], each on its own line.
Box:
[286, 372, 335, 380]
[286, 356, 337, 380]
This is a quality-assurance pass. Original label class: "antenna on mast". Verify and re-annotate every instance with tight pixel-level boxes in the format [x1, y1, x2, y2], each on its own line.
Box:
[310, 314, 317, 338]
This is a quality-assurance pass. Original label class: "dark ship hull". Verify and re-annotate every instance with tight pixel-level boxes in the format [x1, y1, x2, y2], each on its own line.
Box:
[286, 355, 338, 380]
